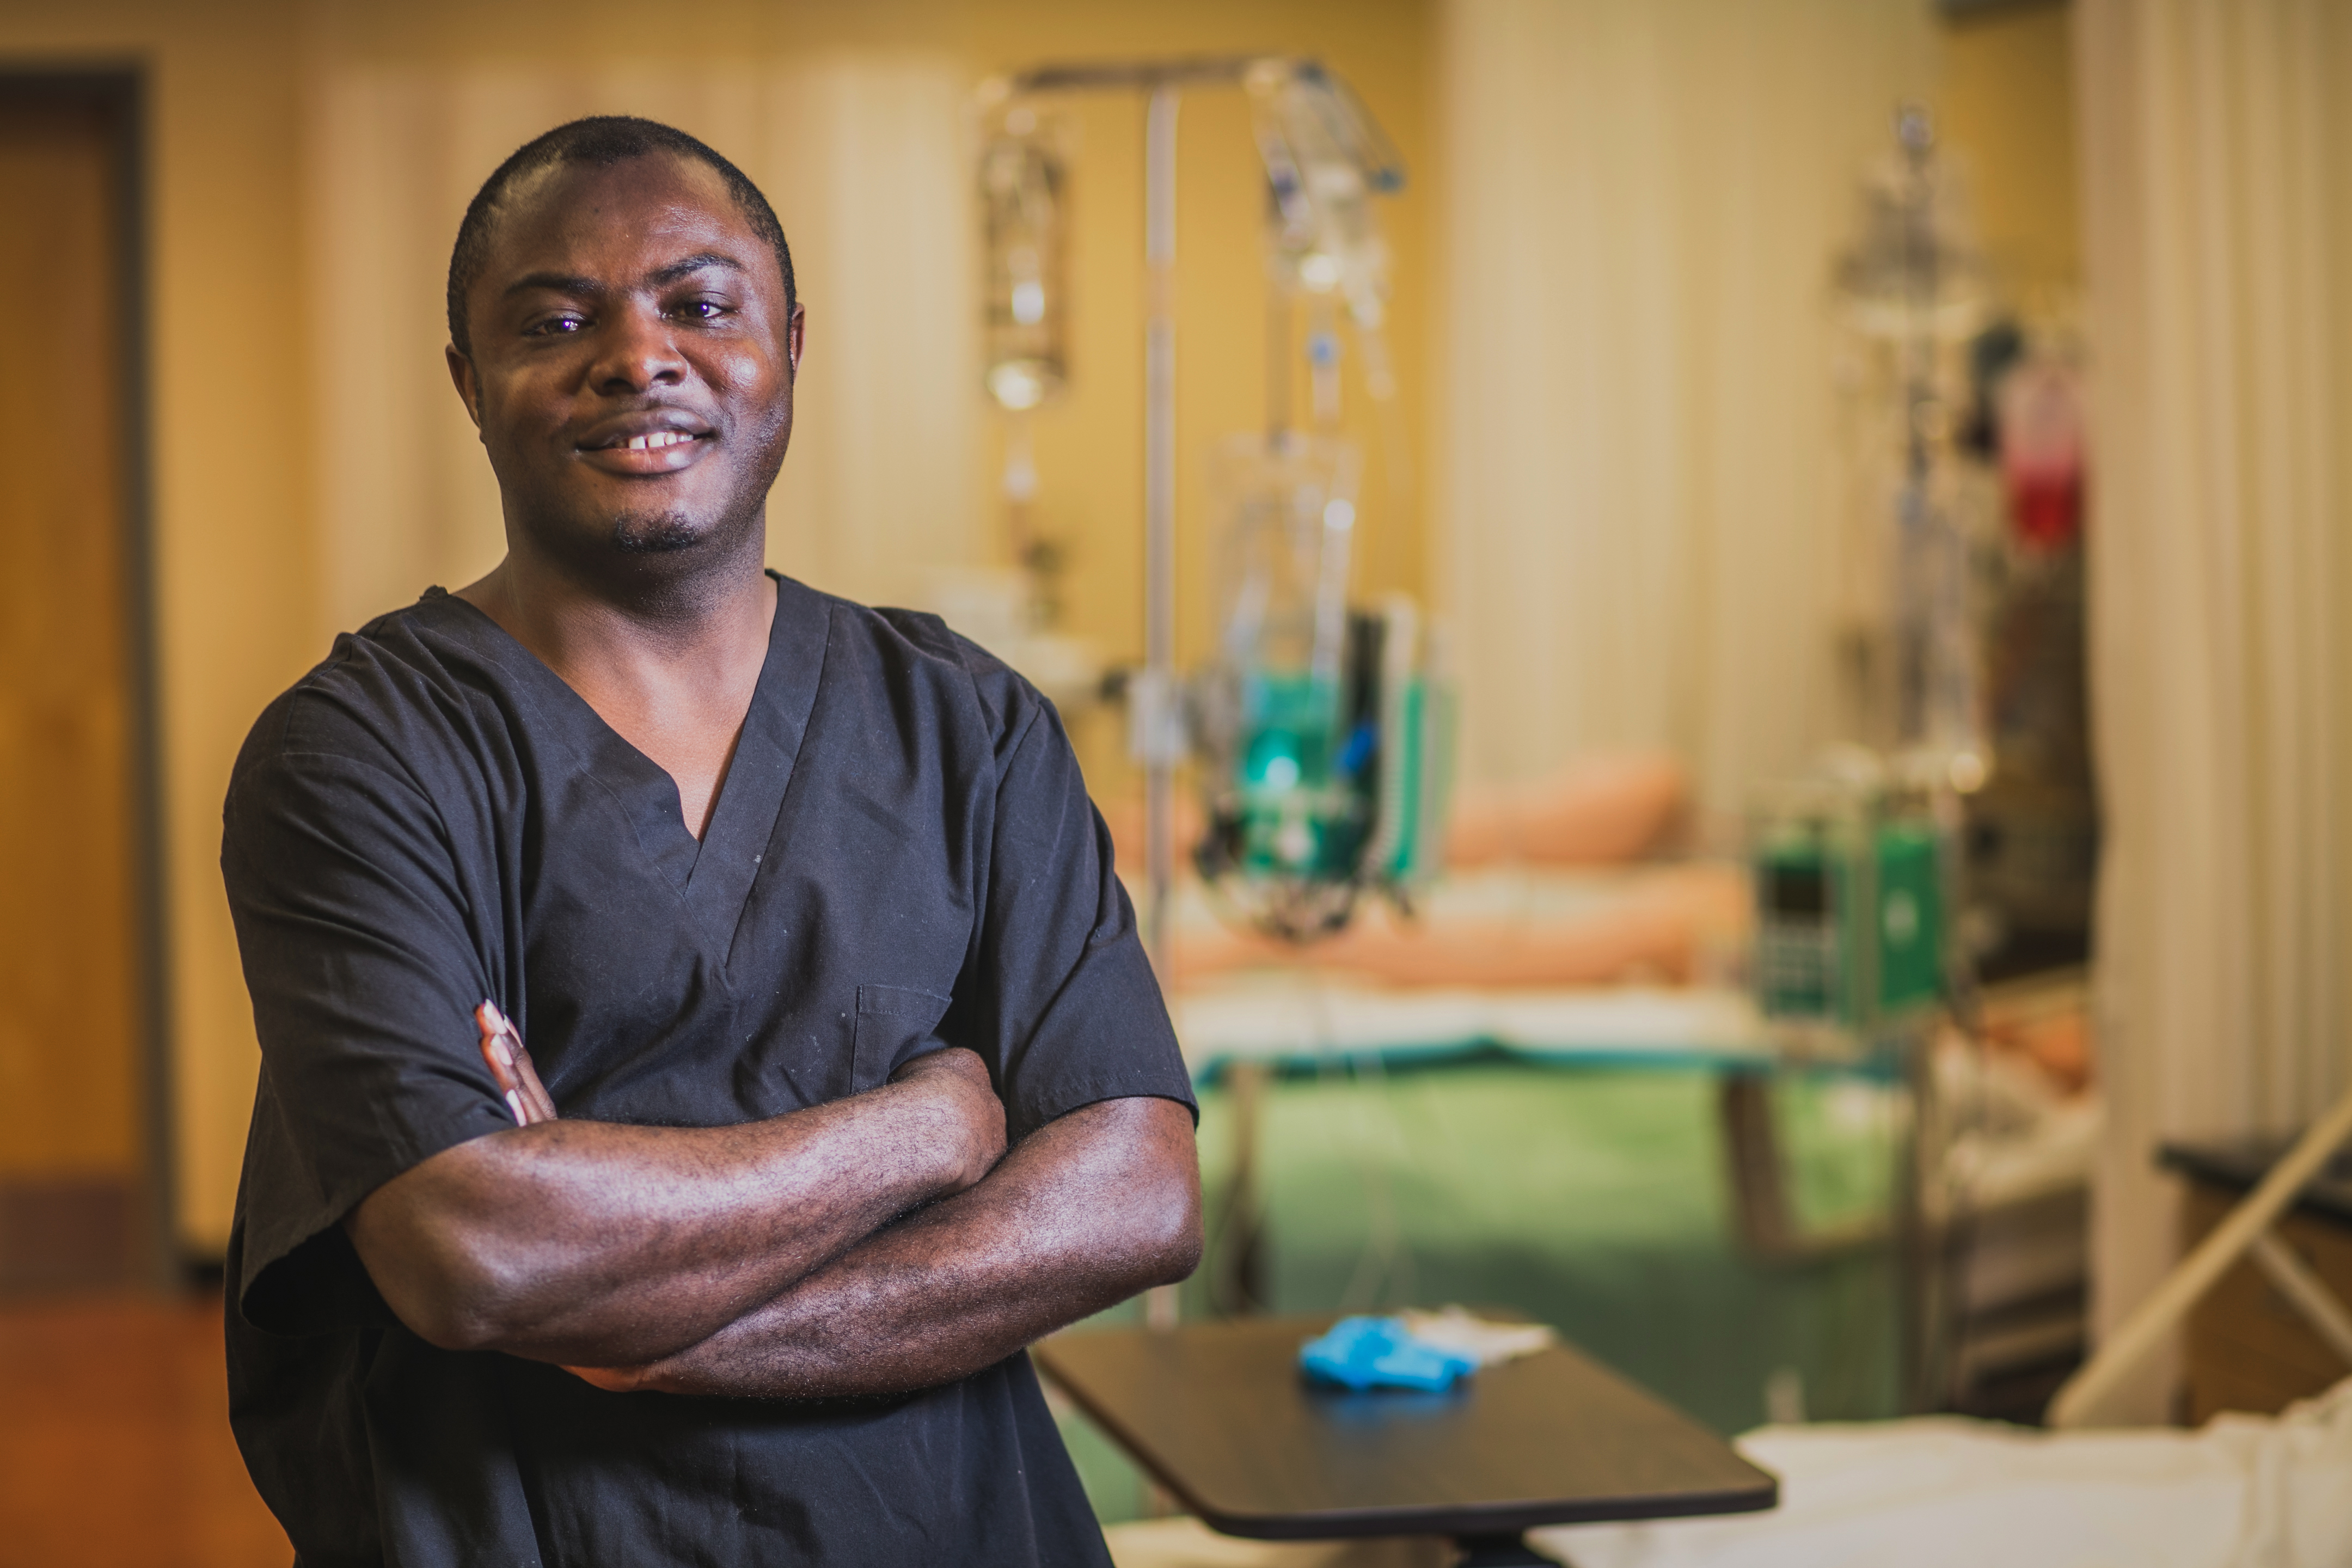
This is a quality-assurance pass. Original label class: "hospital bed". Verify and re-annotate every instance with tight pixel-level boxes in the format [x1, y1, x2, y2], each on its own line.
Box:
[1538, 1373, 2352, 1568]
[1157, 868, 2099, 1405]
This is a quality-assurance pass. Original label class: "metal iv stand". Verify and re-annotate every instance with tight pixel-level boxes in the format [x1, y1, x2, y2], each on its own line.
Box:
[1006, 58, 1266, 977]
[1002, 51, 1400, 1334]
[1004, 58, 1266, 1333]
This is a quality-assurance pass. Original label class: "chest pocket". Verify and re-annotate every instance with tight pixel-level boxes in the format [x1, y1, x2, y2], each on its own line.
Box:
[852, 984, 954, 1093]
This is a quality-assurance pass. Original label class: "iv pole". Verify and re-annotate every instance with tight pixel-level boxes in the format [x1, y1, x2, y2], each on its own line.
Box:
[1007, 59, 1262, 980]
[999, 57, 1400, 1327]
[1005, 59, 1261, 1332]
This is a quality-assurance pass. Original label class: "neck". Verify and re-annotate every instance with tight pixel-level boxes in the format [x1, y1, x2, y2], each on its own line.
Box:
[456, 523, 775, 692]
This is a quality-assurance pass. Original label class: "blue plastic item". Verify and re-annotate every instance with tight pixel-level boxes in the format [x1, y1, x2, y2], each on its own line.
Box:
[1298, 1315, 1478, 1392]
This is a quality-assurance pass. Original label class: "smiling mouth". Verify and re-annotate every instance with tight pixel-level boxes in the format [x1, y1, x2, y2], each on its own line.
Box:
[601, 430, 701, 451]
[576, 421, 716, 477]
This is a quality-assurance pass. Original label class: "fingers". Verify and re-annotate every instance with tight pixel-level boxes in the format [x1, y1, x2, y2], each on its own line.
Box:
[561, 1363, 650, 1394]
[482, 1001, 559, 1124]
[476, 1003, 527, 1125]
[477, 1000, 560, 1125]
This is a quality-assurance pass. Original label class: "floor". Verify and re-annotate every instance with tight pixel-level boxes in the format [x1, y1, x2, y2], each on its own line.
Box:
[0, 1291, 290, 1568]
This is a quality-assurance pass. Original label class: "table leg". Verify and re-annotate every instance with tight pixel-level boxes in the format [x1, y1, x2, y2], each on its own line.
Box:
[1895, 1023, 1943, 1414]
[1451, 1533, 1553, 1566]
[1717, 1071, 1797, 1258]
[1212, 1060, 1270, 1314]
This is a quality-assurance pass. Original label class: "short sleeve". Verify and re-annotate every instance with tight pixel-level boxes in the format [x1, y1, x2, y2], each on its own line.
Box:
[948, 684, 1197, 1142]
[223, 749, 514, 1334]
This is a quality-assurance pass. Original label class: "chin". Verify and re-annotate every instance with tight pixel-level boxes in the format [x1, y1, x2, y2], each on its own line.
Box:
[610, 510, 715, 555]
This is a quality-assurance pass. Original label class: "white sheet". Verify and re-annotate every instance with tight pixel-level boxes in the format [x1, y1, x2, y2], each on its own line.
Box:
[1172, 977, 1772, 1077]
[1535, 1377, 2352, 1568]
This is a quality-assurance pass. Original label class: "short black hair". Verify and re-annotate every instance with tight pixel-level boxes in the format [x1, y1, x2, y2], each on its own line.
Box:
[445, 115, 796, 358]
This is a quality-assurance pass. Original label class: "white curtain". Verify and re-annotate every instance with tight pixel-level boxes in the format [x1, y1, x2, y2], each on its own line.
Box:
[305, 56, 980, 640]
[1435, 0, 1932, 819]
[2077, 0, 2352, 1420]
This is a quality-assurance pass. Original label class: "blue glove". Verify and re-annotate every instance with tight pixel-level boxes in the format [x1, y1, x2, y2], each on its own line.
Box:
[1299, 1316, 1479, 1392]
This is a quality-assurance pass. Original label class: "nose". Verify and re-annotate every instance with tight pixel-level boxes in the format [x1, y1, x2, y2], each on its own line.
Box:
[588, 297, 687, 395]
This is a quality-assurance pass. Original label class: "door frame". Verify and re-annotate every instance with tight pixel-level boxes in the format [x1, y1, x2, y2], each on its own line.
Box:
[0, 66, 173, 1289]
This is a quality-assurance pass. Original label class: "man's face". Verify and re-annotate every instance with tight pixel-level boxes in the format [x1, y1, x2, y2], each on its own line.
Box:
[449, 152, 804, 572]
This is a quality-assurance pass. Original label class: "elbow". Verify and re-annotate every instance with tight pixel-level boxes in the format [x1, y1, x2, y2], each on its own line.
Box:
[1052, 1096, 1204, 1294]
[350, 1209, 536, 1353]
[1154, 1218, 1204, 1289]
[346, 1136, 570, 1353]
[1131, 1167, 1205, 1289]
[397, 1246, 526, 1353]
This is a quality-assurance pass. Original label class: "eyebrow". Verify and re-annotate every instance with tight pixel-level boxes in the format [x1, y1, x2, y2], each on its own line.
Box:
[503, 253, 746, 298]
[647, 252, 745, 286]
[504, 270, 599, 298]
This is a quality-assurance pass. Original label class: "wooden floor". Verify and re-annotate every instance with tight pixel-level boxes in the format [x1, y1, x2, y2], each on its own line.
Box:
[0, 1292, 290, 1567]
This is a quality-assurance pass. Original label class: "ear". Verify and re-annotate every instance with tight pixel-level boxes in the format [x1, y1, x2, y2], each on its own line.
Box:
[785, 303, 806, 380]
[445, 345, 485, 436]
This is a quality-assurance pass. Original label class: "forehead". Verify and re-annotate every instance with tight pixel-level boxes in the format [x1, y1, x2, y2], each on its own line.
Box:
[482, 151, 773, 285]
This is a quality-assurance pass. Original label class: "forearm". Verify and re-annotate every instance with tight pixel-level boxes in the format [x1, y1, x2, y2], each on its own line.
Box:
[348, 1069, 990, 1364]
[620, 1096, 1201, 1400]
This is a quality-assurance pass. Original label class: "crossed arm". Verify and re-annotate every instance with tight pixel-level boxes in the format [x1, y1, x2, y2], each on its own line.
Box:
[343, 1003, 1202, 1400]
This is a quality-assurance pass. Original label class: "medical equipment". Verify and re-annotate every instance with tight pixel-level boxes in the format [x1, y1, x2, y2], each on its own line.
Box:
[1200, 67, 1443, 940]
[1830, 103, 1995, 794]
[1744, 743, 1958, 1407]
[1750, 760, 1944, 1040]
[976, 102, 1076, 640]
[1190, 435, 1453, 941]
[978, 104, 1069, 415]
[1246, 62, 1399, 325]
[1244, 60, 1403, 412]
[979, 58, 1439, 957]
[1754, 106, 1987, 1043]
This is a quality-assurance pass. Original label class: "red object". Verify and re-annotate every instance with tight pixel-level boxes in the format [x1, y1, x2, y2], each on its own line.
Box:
[2011, 471, 2084, 548]
[1998, 356, 2088, 550]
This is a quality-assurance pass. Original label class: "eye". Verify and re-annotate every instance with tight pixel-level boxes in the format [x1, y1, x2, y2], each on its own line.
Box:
[525, 311, 587, 336]
[673, 297, 733, 322]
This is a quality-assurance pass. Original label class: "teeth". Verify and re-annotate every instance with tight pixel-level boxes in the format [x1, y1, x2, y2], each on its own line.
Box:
[623, 431, 693, 450]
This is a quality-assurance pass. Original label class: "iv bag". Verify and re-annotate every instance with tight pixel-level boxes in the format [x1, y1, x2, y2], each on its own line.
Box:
[1192, 433, 1454, 941]
[1244, 60, 1400, 335]
[979, 107, 1068, 411]
[1193, 433, 1366, 933]
[1834, 103, 1990, 344]
[1214, 431, 1358, 689]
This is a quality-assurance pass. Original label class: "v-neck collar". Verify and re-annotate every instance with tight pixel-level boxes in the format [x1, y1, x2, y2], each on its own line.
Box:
[421, 571, 832, 970]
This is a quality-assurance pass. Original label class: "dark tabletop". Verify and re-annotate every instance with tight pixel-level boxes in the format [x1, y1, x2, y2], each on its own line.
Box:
[1034, 1314, 1778, 1542]
[2159, 1136, 2352, 1227]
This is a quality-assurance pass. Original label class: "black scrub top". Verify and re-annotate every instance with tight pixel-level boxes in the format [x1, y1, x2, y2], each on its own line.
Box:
[220, 573, 1195, 1568]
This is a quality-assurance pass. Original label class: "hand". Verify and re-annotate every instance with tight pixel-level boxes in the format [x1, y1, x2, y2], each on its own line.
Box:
[889, 1047, 1006, 1187]
[564, 1360, 660, 1393]
[481, 1003, 651, 1390]
[477, 1000, 559, 1126]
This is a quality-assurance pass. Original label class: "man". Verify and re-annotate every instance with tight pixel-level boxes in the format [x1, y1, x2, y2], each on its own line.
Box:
[223, 116, 1201, 1566]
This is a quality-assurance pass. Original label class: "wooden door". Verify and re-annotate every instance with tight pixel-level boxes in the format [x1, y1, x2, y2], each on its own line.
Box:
[0, 79, 151, 1290]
